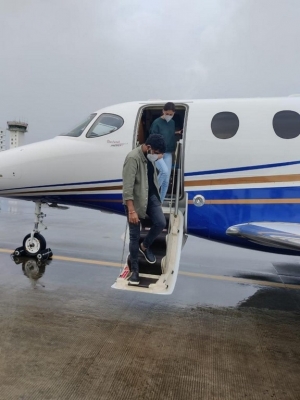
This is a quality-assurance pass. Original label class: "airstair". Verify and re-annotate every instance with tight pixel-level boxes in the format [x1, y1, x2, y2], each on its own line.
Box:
[112, 142, 186, 295]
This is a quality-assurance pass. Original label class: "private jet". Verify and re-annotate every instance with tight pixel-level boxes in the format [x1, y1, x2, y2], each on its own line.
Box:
[1, 97, 300, 294]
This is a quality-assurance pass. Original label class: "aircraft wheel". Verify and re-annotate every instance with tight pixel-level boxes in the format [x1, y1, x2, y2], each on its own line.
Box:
[23, 233, 46, 257]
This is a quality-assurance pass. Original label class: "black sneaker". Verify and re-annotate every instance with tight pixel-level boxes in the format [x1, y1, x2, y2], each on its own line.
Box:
[129, 271, 140, 285]
[139, 244, 156, 264]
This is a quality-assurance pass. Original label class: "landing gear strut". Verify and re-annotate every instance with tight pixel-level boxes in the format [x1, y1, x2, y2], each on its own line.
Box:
[13, 201, 53, 260]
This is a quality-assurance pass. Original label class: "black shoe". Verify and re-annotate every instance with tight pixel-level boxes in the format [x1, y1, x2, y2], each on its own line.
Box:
[129, 271, 140, 285]
[139, 244, 156, 264]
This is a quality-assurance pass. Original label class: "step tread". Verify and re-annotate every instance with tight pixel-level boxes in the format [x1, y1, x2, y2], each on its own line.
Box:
[128, 276, 158, 288]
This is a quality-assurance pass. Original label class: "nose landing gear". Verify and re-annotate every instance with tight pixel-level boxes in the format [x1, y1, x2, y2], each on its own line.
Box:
[13, 201, 53, 260]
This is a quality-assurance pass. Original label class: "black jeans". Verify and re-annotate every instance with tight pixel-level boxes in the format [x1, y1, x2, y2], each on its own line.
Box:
[125, 195, 166, 273]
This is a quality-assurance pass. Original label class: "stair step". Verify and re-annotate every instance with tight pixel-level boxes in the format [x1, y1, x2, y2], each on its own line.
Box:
[139, 229, 167, 247]
[128, 276, 158, 288]
[127, 254, 163, 275]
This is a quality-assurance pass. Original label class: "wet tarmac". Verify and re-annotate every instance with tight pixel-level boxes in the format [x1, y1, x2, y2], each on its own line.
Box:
[0, 199, 300, 399]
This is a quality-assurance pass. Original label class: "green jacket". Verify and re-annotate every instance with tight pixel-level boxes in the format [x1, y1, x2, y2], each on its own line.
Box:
[149, 117, 176, 153]
[122, 146, 160, 219]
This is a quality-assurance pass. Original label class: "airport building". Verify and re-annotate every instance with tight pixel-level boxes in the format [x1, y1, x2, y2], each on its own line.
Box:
[7, 121, 27, 149]
[0, 128, 6, 151]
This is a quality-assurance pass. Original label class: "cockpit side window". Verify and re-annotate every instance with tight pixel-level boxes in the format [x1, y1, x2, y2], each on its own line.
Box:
[86, 113, 124, 138]
[60, 114, 97, 137]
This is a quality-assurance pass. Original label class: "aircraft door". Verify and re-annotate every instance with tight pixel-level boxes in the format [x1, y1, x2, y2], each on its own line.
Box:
[134, 104, 187, 206]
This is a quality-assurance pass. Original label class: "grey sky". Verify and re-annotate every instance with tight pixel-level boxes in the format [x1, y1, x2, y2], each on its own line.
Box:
[0, 0, 299, 143]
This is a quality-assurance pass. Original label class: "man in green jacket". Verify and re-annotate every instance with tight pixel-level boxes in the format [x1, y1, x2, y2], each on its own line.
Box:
[122, 134, 166, 285]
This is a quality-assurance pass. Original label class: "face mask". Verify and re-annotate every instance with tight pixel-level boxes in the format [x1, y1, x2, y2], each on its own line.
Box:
[147, 152, 159, 162]
[164, 115, 173, 123]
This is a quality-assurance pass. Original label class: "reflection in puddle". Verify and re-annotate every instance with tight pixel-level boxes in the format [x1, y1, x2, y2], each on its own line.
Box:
[11, 255, 52, 288]
[238, 287, 300, 312]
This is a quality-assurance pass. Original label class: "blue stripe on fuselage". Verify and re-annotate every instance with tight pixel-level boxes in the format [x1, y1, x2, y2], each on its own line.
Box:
[184, 160, 300, 177]
[0, 178, 123, 192]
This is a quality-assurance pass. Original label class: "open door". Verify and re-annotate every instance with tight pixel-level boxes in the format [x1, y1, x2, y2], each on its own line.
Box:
[135, 104, 186, 204]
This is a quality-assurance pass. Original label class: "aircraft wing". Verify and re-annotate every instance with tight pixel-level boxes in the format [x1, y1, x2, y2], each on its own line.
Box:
[226, 222, 300, 251]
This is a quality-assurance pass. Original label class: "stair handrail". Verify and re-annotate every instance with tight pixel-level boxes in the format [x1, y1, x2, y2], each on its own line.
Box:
[174, 141, 182, 217]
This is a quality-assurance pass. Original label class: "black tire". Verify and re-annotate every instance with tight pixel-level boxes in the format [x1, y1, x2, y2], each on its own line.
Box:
[23, 233, 46, 257]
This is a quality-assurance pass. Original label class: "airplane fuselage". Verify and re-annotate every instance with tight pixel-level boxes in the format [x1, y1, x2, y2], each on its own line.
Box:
[1, 97, 300, 255]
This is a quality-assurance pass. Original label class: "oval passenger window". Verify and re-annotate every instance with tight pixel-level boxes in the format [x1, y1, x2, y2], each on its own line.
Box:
[273, 110, 300, 139]
[86, 113, 124, 138]
[211, 112, 239, 139]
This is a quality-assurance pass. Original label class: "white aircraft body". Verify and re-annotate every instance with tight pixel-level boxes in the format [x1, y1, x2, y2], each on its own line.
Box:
[1, 97, 300, 294]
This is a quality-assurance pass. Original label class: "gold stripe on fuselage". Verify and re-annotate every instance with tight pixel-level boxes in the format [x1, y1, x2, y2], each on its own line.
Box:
[185, 173, 300, 187]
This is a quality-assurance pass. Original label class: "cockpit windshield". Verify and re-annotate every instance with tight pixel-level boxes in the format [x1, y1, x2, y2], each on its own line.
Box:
[60, 114, 96, 137]
[86, 114, 124, 138]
